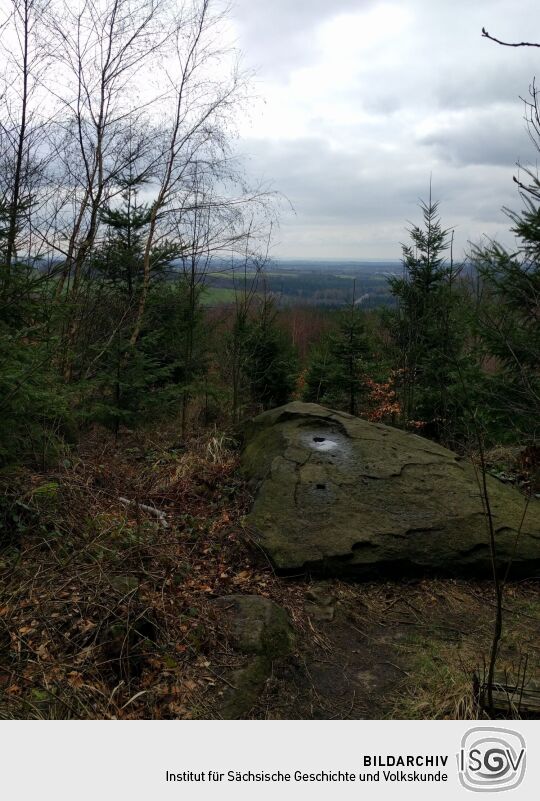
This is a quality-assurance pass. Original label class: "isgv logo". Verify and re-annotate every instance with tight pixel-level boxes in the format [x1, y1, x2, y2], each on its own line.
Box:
[458, 727, 526, 792]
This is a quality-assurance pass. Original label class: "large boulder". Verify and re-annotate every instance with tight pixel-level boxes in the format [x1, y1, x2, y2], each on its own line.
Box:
[240, 402, 540, 577]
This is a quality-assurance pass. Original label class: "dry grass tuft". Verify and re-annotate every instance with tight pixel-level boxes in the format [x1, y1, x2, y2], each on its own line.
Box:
[0, 421, 293, 719]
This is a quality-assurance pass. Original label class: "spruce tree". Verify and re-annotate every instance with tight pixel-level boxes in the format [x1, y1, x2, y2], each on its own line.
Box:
[471, 168, 540, 439]
[0, 200, 68, 465]
[387, 193, 465, 439]
[83, 183, 181, 435]
[304, 290, 371, 415]
[242, 295, 297, 410]
[330, 291, 371, 415]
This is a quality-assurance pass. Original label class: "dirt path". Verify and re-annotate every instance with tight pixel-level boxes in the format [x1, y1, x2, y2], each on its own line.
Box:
[206, 578, 540, 720]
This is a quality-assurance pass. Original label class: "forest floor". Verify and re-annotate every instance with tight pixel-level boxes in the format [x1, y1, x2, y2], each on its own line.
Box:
[0, 422, 538, 720]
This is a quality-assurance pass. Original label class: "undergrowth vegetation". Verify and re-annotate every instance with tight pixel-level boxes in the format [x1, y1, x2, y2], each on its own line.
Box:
[0, 420, 537, 720]
[0, 424, 262, 719]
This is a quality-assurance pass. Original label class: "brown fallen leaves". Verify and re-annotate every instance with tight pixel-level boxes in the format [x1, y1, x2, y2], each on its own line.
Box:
[0, 424, 303, 720]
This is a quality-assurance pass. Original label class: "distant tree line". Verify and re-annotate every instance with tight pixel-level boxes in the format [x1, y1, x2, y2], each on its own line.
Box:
[0, 0, 538, 475]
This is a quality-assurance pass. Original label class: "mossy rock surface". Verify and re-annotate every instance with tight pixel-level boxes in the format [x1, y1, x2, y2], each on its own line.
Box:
[213, 594, 294, 658]
[241, 402, 540, 577]
[212, 595, 294, 718]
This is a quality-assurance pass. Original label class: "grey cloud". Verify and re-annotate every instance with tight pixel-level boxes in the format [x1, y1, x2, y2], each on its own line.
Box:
[228, 0, 540, 257]
[231, 0, 377, 76]
[240, 137, 426, 222]
[356, 60, 539, 118]
[433, 66, 538, 113]
[237, 136, 521, 258]
[420, 106, 538, 166]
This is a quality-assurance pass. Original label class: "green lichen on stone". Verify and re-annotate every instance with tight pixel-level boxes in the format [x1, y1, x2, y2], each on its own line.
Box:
[218, 656, 272, 719]
[240, 402, 540, 577]
[212, 595, 294, 719]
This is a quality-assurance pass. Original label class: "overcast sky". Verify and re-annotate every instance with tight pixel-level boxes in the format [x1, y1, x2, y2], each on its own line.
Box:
[228, 0, 540, 260]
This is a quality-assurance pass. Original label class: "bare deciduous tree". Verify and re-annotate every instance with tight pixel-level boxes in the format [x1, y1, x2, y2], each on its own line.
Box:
[0, 0, 52, 292]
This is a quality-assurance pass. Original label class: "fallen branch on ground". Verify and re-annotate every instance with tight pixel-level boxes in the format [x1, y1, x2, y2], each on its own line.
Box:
[118, 497, 169, 528]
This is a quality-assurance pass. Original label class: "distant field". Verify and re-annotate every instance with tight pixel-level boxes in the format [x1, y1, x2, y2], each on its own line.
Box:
[201, 286, 237, 305]
[202, 260, 399, 309]
[207, 270, 285, 281]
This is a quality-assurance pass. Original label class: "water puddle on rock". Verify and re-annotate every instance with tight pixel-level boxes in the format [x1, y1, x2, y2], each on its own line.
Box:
[299, 429, 352, 464]
[311, 436, 338, 452]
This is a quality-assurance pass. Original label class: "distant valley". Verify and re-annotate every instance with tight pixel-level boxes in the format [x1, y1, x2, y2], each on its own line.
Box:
[203, 259, 402, 308]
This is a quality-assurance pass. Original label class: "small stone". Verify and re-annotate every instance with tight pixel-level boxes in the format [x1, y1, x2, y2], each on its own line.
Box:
[305, 602, 335, 623]
[211, 595, 294, 719]
[305, 584, 335, 606]
[212, 595, 293, 657]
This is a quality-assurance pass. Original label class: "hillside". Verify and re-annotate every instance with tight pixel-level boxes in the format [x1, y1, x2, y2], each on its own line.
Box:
[1, 416, 538, 720]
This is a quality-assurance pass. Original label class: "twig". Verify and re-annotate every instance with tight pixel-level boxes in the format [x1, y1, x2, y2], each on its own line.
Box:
[118, 497, 169, 528]
[482, 27, 540, 48]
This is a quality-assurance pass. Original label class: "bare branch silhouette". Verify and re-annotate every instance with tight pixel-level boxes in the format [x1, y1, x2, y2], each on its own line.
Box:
[481, 27, 540, 48]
